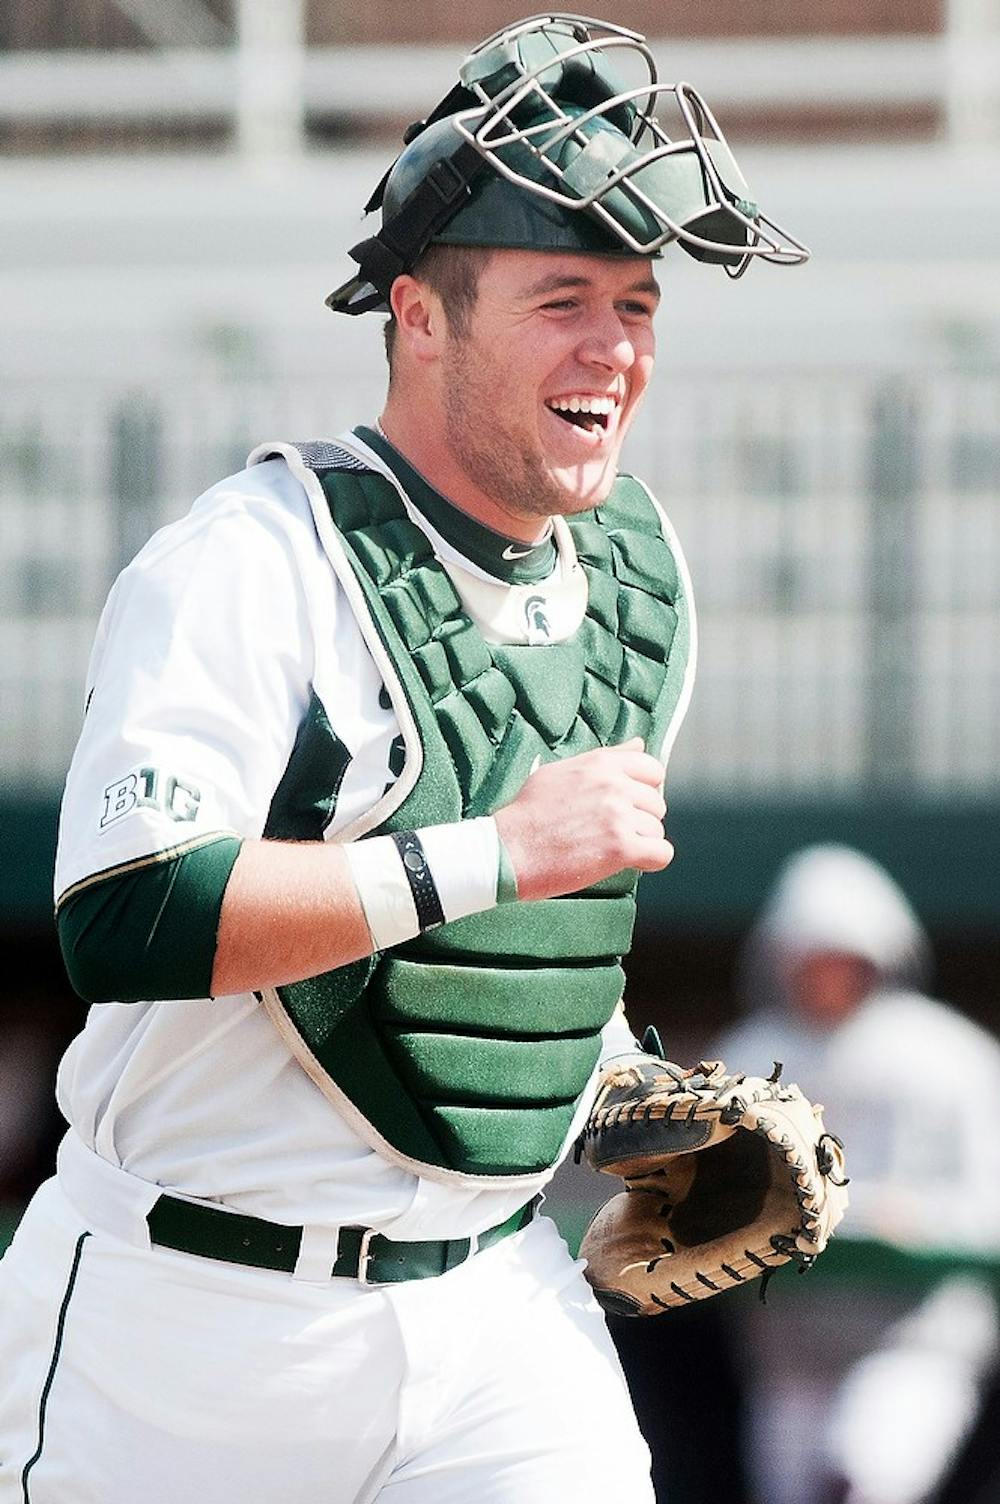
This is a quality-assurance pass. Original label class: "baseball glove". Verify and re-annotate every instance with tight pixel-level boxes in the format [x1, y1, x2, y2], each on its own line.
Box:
[578, 1050, 848, 1315]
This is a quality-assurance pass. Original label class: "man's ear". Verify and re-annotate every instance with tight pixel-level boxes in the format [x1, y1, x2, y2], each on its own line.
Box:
[389, 274, 446, 364]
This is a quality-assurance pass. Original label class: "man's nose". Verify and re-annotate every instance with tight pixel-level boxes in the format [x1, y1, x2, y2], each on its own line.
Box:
[577, 311, 636, 373]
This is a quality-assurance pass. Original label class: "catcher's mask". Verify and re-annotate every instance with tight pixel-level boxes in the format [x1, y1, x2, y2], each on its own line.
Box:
[327, 12, 809, 316]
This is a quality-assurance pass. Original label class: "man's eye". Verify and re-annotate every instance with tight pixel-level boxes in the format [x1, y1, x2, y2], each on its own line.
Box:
[543, 299, 578, 311]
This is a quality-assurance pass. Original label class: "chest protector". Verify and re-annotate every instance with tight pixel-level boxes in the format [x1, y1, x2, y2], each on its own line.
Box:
[259, 440, 693, 1188]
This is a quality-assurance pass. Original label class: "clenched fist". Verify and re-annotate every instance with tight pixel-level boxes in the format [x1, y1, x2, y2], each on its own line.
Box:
[494, 738, 672, 902]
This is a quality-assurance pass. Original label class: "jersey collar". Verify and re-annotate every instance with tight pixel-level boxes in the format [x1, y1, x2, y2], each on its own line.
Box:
[354, 425, 556, 585]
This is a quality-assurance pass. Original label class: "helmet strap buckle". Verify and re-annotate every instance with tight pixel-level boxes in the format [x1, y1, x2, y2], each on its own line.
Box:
[427, 156, 473, 208]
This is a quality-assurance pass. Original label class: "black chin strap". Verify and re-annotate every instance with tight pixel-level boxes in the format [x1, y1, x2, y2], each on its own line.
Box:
[347, 138, 490, 302]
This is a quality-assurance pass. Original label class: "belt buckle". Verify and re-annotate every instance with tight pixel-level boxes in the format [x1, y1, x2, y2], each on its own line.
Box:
[356, 1226, 382, 1286]
[356, 1226, 481, 1284]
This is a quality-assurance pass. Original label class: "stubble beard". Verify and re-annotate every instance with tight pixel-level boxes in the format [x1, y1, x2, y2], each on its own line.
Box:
[442, 338, 610, 522]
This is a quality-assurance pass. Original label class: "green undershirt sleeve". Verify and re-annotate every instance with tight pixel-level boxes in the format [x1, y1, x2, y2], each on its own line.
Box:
[57, 835, 244, 1004]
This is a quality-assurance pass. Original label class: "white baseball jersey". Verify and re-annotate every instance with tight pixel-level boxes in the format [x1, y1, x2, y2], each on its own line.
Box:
[53, 433, 651, 1240]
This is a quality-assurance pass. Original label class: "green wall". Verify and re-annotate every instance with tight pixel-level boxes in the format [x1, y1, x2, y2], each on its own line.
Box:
[5, 794, 997, 935]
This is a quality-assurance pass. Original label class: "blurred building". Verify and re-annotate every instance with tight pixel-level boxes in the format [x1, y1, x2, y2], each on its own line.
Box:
[5, 3, 1000, 913]
[2, 0, 999, 1133]
[0, 0, 957, 151]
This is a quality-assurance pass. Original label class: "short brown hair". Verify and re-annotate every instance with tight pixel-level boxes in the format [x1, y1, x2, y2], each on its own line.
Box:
[383, 243, 493, 370]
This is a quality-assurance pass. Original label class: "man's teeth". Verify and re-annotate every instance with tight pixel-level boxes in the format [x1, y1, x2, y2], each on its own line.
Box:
[548, 396, 616, 415]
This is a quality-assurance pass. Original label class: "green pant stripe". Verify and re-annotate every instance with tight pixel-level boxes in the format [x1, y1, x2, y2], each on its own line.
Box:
[21, 1230, 91, 1503]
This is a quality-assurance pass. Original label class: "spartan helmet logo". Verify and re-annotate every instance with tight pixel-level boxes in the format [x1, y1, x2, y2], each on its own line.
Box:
[524, 594, 551, 644]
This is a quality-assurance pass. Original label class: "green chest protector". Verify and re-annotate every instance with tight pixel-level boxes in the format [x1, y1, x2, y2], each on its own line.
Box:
[260, 439, 693, 1185]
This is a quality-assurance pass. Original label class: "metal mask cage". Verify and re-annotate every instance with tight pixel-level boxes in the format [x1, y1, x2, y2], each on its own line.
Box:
[325, 11, 809, 315]
[453, 12, 810, 277]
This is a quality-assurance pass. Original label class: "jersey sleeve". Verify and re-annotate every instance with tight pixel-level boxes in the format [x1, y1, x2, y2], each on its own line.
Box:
[54, 463, 324, 906]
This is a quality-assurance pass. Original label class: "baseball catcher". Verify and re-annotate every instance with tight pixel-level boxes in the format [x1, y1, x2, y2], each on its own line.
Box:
[579, 1035, 848, 1314]
[3, 12, 820, 1503]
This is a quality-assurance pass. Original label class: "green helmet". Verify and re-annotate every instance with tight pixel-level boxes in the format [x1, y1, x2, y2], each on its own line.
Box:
[327, 13, 809, 315]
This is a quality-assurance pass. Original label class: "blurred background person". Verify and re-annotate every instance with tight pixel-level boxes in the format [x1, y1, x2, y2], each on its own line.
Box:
[713, 845, 1000, 1504]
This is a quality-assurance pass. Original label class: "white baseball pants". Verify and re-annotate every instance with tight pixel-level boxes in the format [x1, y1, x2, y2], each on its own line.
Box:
[0, 1155, 653, 1503]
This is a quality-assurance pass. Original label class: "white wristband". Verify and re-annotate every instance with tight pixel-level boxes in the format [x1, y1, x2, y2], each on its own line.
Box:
[416, 818, 500, 923]
[342, 816, 507, 952]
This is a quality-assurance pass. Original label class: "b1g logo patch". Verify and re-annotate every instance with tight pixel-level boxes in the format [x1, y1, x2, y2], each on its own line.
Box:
[100, 767, 201, 829]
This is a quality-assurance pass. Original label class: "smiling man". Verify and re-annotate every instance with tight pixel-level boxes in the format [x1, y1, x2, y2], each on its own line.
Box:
[0, 16, 807, 1504]
[386, 254, 660, 534]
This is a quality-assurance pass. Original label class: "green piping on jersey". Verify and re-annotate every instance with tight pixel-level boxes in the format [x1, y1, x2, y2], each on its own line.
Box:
[268, 446, 692, 1182]
[56, 829, 240, 907]
[57, 835, 242, 1003]
[20, 1231, 92, 1504]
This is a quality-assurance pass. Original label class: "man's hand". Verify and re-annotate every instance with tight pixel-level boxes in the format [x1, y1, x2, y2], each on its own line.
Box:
[494, 738, 672, 902]
[213, 740, 671, 996]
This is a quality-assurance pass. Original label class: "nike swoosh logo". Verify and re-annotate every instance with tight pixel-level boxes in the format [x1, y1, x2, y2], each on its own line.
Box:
[502, 544, 535, 560]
